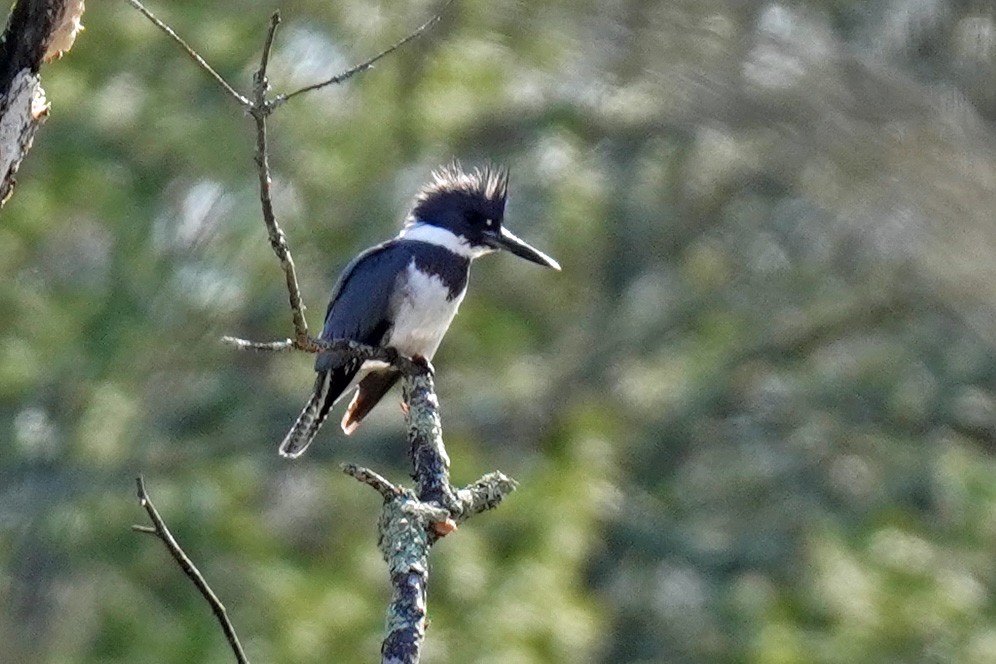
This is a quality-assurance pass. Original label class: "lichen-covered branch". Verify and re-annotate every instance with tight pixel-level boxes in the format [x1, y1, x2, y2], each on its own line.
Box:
[451, 471, 519, 523]
[345, 371, 518, 664]
[404, 369, 456, 511]
[378, 493, 447, 664]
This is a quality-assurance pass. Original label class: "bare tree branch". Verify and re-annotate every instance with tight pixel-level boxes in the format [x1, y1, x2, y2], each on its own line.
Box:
[220, 336, 296, 352]
[132, 476, 251, 664]
[127, 0, 449, 351]
[244, 11, 316, 347]
[275, 0, 453, 106]
[124, 0, 250, 108]
[221, 335, 427, 377]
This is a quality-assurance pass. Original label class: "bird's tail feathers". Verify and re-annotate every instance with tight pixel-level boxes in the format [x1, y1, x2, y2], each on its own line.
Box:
[278, 372, 337, 458]
[341, 371, 401, 435]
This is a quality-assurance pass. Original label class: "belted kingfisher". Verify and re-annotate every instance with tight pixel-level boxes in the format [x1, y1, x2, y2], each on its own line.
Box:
[278, 164, 560, 458]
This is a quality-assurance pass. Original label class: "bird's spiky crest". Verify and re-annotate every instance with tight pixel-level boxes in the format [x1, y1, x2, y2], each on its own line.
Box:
[411, 161, 509, 218]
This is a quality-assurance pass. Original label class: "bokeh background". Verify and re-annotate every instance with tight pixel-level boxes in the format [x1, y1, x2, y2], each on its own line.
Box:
[4, 0, 996, 662]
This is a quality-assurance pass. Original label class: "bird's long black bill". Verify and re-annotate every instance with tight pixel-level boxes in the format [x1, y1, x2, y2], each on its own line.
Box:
[485, 227, 561, 270]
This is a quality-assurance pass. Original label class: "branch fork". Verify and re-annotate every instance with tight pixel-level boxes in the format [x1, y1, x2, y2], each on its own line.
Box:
[341, 373, 520, 538]
[128, 0, 446, 348]
[132, 477, 250, 664]
[342, 373, 518, 664]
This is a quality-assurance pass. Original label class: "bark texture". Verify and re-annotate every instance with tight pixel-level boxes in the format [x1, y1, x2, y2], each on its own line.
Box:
[0, 0, 84, 207]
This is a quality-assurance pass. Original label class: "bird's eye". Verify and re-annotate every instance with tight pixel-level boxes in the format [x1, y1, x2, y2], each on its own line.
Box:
[485, 218, 493, 227]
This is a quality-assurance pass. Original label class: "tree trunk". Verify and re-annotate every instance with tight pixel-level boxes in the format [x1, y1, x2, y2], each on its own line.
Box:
[0, 0, 84, 208]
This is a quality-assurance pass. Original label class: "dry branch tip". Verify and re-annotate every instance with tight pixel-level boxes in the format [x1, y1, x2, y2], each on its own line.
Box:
[132, 475, 251, 664]
[125, 0, 250, 108]
[275, 0, 453, 105]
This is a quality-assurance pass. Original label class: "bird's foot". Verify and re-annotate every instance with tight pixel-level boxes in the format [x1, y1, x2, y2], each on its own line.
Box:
[411, 355, 435, 375]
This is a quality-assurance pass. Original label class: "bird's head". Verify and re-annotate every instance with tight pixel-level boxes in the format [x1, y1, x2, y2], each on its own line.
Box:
[403, 163, 561, 270]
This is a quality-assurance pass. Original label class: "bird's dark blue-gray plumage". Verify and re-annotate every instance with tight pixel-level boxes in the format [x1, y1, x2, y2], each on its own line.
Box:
[278, 163, 560, 458]
[316, 241, 471, 371]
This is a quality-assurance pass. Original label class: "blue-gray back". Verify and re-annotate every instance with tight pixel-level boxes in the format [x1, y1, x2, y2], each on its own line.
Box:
[315, 240, 470, 372]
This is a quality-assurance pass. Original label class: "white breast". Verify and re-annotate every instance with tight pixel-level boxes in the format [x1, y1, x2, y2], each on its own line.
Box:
[385, 259, 466, 360]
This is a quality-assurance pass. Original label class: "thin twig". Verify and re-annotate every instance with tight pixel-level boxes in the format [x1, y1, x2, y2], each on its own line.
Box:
[221, 334, 429, 377]
[256, 10, 280, 82]
[125, 0, 251, 108]
[249, 12, 313, 348]
[275, 0, 453, 106]
[342, 463, 402, 500]
[132, 477, 250, 664]
[220, 336, 296, 352]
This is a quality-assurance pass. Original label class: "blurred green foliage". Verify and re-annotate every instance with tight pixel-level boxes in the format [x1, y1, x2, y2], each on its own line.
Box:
[3, 0, 996, 662]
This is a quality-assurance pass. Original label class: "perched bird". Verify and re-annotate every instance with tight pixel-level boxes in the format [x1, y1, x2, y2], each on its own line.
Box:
[278, 164, 560, 458]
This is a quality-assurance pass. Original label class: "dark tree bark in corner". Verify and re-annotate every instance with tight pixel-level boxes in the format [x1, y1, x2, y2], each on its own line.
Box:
[0, 0, 84, 208]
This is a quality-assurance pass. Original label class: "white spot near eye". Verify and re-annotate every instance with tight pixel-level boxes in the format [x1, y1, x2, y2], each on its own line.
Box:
[486, 219, 493, 226]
